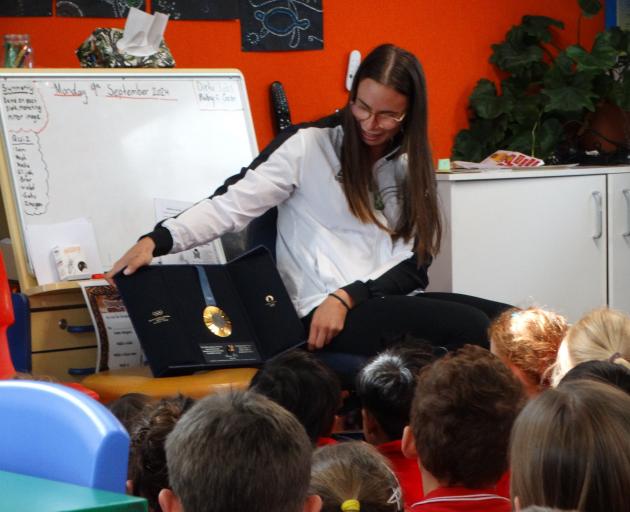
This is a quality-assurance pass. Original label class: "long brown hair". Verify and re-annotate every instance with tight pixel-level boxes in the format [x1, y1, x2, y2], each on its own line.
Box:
[510, 380, 630, 511]
[341, 44, 440, 261]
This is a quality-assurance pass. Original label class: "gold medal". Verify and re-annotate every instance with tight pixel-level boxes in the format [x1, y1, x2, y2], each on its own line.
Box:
[203, 305, 232, 337]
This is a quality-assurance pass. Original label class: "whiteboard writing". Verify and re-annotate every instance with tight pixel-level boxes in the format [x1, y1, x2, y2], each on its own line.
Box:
[0, 71, 257, 276]
[194, 80, 242, 110]
[1, 83, 47, 130]
[10, 132, 49, 215]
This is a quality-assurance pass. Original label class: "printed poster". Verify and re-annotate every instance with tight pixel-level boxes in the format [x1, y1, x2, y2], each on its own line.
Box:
[152, 0, 238, 20]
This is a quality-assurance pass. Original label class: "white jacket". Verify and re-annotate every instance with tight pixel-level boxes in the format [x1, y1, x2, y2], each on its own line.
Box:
[149, 114, 424, 317]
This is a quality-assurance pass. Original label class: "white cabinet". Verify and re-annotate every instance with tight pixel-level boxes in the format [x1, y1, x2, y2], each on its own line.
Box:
[608, 173, 630, 314]
[427, 167, 630, 322]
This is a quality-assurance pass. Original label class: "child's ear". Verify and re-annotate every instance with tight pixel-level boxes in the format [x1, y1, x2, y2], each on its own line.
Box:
[125, 479, 134, 495]
[158, 488, 184, 512]
[401, 425, 417, 459]
[304, 494, 323, 512]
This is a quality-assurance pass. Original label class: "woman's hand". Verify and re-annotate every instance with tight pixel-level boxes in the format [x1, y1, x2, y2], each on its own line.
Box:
[105, 237, 156, 284]
[307, 289, 354, 350]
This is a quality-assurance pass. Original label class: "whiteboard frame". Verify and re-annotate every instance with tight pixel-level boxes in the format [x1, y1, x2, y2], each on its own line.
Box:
[0, 68, 258, 295]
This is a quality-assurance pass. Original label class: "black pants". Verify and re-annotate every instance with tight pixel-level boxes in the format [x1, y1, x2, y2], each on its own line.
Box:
[303, 292, 512, 357]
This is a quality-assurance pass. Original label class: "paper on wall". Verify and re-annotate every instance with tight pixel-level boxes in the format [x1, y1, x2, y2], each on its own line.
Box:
[153, 197, 226, 265]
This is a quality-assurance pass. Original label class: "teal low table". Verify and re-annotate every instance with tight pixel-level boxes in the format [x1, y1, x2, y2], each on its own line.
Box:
[0, 470, 147, 511]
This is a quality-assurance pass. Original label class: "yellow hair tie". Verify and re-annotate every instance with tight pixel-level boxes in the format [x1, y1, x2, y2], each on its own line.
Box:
[341, 499, 360, 512]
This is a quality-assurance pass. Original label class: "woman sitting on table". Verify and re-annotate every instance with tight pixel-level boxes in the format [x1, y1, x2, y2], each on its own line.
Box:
[108, 44, 509, 356]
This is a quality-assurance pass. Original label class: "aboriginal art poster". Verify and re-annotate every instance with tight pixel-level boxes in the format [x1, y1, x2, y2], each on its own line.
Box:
[151, 0, 238, 20]
[0, 0, 51, 16]
[56, 0, 146, 17]
[240, 0, 323, 52]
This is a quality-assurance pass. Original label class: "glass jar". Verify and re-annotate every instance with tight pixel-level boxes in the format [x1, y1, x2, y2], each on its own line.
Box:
[4, 34, 34, 68]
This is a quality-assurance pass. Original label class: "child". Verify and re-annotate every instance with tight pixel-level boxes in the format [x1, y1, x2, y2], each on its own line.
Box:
[159, 390, 321, 512]
[249, 349, 341, 446]
[310, 441, 403, 512]
[560, 359, 630, 395]
[489, 307, 568, 396]
[356, 342, 434, 506]
[510, 380, 630, 511]
[107, 392, 153, 434]
[127, 394, 195, 512]
[402, 345, 525, 511]
[551, 307, 630, 385]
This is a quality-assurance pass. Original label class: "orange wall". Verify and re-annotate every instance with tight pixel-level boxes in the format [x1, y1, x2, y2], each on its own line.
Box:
[0, 1, 604, 160]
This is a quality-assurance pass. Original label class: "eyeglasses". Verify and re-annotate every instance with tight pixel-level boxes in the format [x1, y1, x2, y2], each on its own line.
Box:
[350, 100, 406, 129]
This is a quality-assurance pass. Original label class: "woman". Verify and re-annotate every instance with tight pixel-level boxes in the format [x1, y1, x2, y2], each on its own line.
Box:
[108, 44, 508, 356]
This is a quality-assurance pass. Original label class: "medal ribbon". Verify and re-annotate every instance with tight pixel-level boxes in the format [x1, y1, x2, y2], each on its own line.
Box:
[195, 265, 217, 307]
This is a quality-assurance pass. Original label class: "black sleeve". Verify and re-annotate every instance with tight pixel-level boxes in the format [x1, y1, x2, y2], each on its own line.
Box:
[141, 225, 174, 257]
[341, 254, 431, 307]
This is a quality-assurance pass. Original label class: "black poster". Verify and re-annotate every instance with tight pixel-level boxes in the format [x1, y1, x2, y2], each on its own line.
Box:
[0, 0, 52, 16]
[151, 0, 238, 20]
[240, 0, 323, 52]
[56, 0, 146, 18]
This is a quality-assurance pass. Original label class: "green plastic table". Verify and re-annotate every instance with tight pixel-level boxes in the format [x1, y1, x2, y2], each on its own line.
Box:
[0, 470, 147, 511]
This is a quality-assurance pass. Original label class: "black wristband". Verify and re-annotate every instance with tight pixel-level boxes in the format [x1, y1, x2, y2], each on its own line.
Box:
[328, 292, 351, 311]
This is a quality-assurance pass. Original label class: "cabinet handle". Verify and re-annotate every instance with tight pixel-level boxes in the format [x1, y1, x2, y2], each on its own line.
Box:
[592, 191, 603, 240]
[623, 189, 630, 238]
[58, 318, 95, 333]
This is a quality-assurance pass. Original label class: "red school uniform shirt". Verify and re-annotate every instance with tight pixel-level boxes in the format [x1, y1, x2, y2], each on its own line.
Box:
[410, 486, 511, 512]
[377, 440, 424, 508]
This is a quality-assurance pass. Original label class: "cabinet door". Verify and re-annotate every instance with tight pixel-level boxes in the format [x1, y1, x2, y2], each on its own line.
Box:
[429, 175, 607, 322]
[608, 173, 630, 315]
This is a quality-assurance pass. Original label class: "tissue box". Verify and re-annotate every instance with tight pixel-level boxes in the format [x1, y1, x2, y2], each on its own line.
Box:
[76, 28, 175, 68]
[52, 245, 91, 281]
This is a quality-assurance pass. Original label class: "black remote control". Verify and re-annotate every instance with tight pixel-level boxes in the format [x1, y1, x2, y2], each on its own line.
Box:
[270, 81, 292, 134]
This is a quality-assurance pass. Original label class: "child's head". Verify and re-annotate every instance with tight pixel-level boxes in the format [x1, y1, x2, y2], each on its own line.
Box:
[489, 307, 568, 395]
[249, 349, 341, 443]
[405, 344, 525, 490]
[560, 359, 630, 395]
[107, 393, 153, 433]
[127, 394, 195, 512]
[356, 342, 434, 444]
[160, 390, 319, 512]
[310, 441, 403, 512]
[551, 308, 630, 385]
[510, 380, 630, 511]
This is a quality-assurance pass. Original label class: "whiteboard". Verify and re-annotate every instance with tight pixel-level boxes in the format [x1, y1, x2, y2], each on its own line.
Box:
[0, 69, 258, 275]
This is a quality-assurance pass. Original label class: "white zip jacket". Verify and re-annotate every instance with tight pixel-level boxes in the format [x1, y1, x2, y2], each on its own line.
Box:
[147, 113, 430, 317]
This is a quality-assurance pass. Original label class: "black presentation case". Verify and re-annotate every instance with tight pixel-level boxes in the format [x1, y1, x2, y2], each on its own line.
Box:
[114, 246, 305, 377]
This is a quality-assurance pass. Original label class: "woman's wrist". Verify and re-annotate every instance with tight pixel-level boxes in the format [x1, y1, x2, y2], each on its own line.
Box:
[328, 290, 353, 311]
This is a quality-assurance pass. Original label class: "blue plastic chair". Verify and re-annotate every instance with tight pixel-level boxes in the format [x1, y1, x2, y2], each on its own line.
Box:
[0, 379, 129, 493]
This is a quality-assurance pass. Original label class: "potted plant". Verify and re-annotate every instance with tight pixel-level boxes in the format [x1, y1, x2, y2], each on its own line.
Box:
[452, 1, 630, 164]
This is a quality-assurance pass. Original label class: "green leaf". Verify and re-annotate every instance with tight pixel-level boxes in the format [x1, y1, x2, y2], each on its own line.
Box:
[521, 16, 565, 43]
[469, 79, 513, 119]
[491, 41, 544, 74]
[542, 77, 599, 113]
[452, 117, 508, 161]
[511, 95, 543, 126]
[609, 70, 630, 110]
[537, 118, 565, 157]
[578, 0, 602, 18]
[566, 33, 618, 72]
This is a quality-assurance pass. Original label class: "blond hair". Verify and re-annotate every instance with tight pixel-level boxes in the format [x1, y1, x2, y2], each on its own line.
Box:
[551, 308, 630, 386]
[489, 307, 568, 390]
[310, 441, 403, 512]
